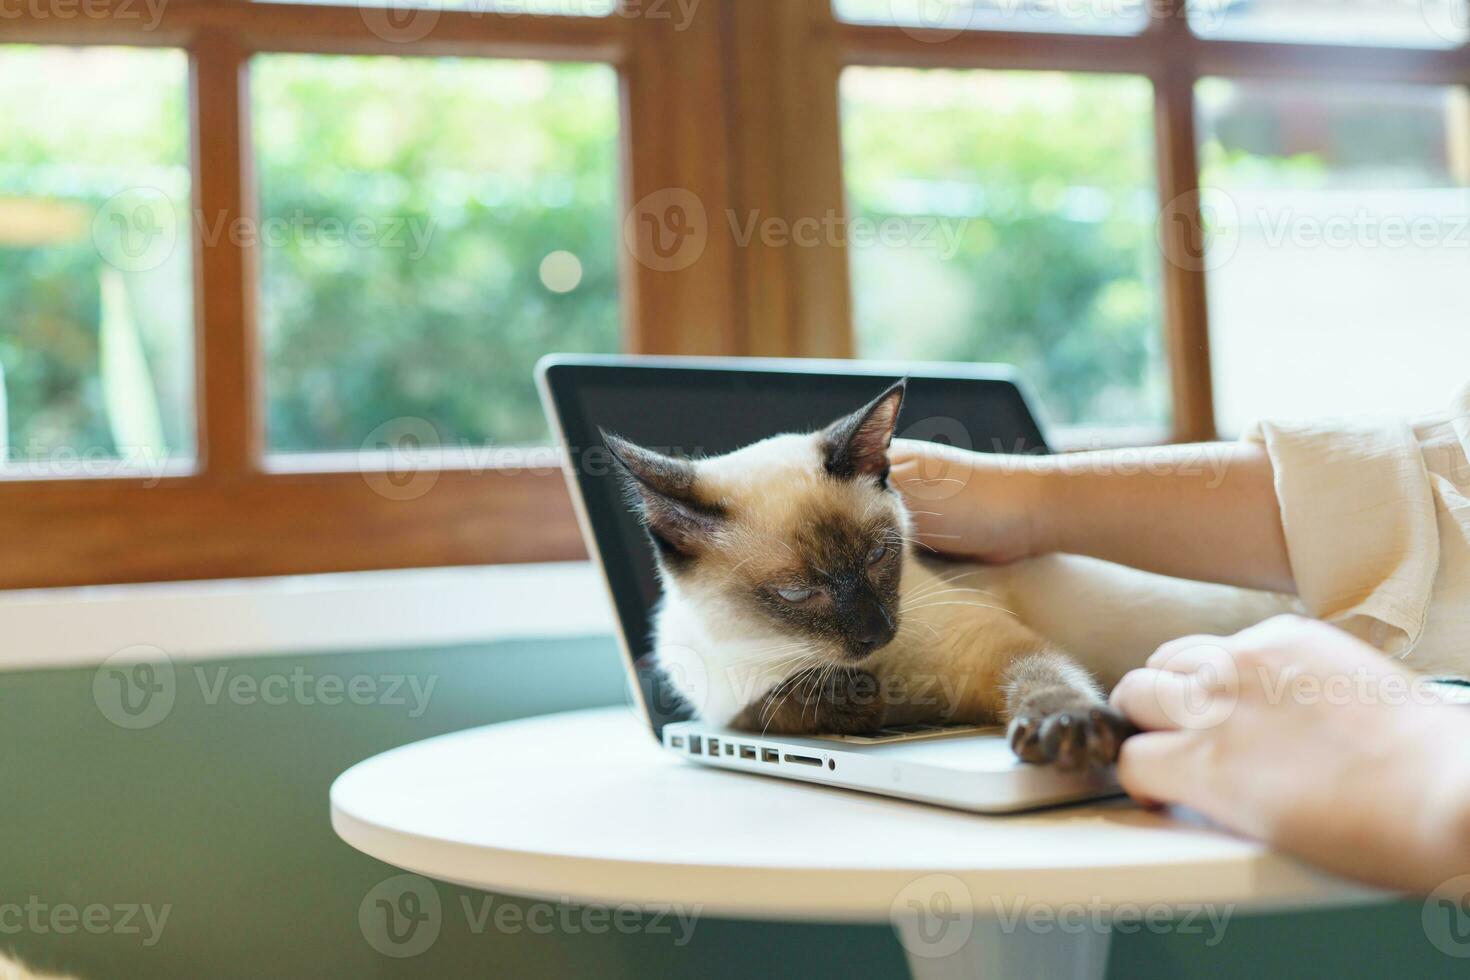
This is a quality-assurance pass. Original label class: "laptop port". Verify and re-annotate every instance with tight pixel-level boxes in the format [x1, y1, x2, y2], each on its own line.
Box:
[783, 753, 822, 767]
[689, 735, 702, 755]
[670, 736, 684, 749]
[707, 738, 720, 757]
[761, 748, 779, 764]
[739, 745, 757, 760]
[724, 743, 735, 756]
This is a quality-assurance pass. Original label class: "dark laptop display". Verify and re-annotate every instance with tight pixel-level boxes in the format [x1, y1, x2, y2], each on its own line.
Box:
[538, 356, 1050, 733]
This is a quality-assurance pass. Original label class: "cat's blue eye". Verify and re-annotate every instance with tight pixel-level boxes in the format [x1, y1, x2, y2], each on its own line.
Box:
[776, 587, 813, 603]
[867, 544, 888, 565]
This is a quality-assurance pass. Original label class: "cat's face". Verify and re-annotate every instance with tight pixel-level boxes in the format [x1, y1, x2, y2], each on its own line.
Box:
[605, 381, 909, 662]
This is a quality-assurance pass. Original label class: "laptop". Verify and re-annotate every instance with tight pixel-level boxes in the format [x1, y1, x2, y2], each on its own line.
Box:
[537, 354, 1121, 813]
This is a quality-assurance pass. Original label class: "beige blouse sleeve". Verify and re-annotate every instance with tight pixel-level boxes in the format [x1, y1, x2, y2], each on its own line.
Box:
[1243, 417, 1440, 655]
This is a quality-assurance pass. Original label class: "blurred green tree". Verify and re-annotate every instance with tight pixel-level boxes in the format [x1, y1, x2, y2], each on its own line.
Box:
[2, 51, 1178, 463]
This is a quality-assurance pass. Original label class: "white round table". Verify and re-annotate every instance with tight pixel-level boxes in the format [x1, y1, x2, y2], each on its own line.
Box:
[331, 706, 1382, 979]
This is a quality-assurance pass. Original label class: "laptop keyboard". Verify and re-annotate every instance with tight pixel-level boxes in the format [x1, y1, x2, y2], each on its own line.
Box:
[805, 723, 1005, 745]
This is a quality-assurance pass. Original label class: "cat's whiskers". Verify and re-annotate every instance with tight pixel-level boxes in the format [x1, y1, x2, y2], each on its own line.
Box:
[799, 663, 826, 727]
[758, 656, 822, 732]
[813, 660, 847, 727]
[913, 582, 1003, 602]
[903, 594, 1009, 610]
[904, 574, 1001, 603]
[738, 637, 811, 655]
[904, 587, 999, 606]
[908, 567, 983, 588]
[760, 649, 827, 678]
[754, 667, 797, 724]
[902, 592, 1010, 612]
[903, 620, 940, 638]
[725, 643, 816, 669]
[901, 598, 1018, 618]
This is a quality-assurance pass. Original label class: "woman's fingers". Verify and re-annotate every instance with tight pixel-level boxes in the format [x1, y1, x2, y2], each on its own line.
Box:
[1111, 666, 1237, 733]
[1115, 730, 1200, 807]
[1147, 635, 1231, 672]
[1111, 668, 1187, 731]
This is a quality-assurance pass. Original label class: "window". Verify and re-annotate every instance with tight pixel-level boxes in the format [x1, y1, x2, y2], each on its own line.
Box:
[842, 68, 1166, 434]
[1188, 0, 1468, 48]
[1197, 79, 1470, 431]
[2, 1, 1465, 587]
[833, 0, 1149, 36]
[253, 55, 620, 455]
[0, 46, 193, 477]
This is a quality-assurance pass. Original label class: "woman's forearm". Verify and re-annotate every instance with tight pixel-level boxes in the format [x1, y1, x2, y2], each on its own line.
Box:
[1033, 442, 1295, 593]
[892, 439, 1296, 592]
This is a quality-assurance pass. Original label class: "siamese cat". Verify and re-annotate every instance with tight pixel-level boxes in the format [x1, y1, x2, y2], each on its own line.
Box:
[605, 381, 1292, 769]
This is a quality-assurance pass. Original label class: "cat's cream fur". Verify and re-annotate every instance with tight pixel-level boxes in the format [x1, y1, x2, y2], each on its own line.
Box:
[610, 382, 1295, 764]
[650, 430, 1293, 728]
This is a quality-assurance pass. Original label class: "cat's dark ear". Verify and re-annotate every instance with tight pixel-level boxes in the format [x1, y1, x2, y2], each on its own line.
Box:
[821, 380, 906, 483]
[602, 430, 723, 561]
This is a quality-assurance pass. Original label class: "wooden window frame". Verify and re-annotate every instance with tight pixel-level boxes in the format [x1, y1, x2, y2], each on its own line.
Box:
[3, 0, 1467, 589]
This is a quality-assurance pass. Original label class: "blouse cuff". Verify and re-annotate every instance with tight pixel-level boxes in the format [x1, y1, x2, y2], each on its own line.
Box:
[1244, 419, 1439, 655]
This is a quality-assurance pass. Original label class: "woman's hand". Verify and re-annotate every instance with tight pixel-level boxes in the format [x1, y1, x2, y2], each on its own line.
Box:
[889, 439, 1044, 564]
[891, 438, 1294, 592]
[1111, 615, 1470, 893]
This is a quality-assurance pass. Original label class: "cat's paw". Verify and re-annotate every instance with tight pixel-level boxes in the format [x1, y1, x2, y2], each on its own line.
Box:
[1007, 705, 1136, 770]
[813, 668, 886, 735]
[732, 667, 885, 736]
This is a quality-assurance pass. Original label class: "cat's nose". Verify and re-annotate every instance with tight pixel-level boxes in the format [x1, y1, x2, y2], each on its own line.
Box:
[850, 607, 896, 652]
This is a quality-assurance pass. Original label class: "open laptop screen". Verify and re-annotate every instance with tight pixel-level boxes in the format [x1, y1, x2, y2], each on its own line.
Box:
[538, 356, 1049, 732]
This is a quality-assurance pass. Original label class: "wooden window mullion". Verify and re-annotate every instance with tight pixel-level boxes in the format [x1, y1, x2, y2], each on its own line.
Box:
[617, 0, 740, 356]
[1152, 3, 1216, 442]
[722, 0, 853, 359]
[191, 30, 259, 479]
